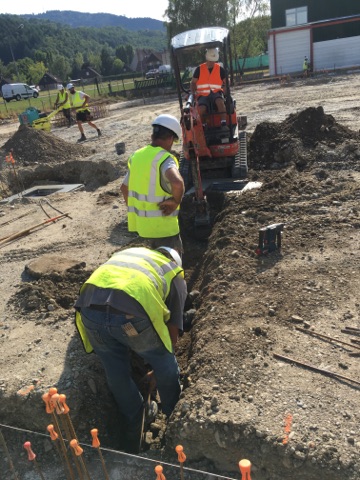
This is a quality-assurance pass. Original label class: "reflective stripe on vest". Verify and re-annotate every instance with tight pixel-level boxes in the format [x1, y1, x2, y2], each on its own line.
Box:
[75, 247, 184, 353]
[127, 146, 180, 238]
[196, 63, 223, 96]
[58, 90, 71, 109]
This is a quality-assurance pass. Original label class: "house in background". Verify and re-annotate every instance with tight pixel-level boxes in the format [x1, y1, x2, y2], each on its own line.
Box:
[130, 49, 171, 74]
[268, 1, 360, 75]
[38, 72, 63, 90]
[80, 66, 102, 83]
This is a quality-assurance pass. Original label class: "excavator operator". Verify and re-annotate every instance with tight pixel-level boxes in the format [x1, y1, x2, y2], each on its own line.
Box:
[190, 47, 227, 127]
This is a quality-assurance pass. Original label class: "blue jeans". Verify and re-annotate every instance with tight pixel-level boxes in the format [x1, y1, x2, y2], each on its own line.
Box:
[80, 307, 180, 421]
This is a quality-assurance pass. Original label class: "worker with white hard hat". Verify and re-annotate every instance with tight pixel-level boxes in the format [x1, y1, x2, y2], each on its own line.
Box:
[190, 47, 228, 126]
[75, 245, 187, 453]
[67, 83, 101, 142]
[54, 84, 72, 127]
[120, 113, 185, 254]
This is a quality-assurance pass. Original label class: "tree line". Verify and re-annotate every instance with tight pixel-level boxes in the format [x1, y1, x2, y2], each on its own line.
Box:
[0, 1, 270, 86]
[0, 14, 167, 85]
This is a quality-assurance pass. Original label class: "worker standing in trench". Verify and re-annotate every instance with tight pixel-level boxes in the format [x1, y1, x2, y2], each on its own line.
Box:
[120, 114, 185, 255]
[74, 246, 187, 454]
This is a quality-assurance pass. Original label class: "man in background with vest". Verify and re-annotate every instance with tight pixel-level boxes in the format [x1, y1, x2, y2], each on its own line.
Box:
[54, 84, 72, 127]
[120, 114, 185, 254]
[303, 56, 309, 78]
[190, 47, 227, 126]
[67, 83, 101, 142]
[75, 246, 187, 453]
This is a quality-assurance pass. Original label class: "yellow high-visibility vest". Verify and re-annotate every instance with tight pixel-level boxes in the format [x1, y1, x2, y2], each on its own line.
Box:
[69, 90, 87, 110]
[75, 247, 184, 353]
[57, 90, 71, 109]
[127, 145, 180, 238]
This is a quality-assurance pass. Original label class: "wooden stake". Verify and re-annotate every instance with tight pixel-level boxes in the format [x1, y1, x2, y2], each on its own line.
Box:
[295, 326, 360, 351]
[0, 213, 69, 245]
[274, 353, 360, 386]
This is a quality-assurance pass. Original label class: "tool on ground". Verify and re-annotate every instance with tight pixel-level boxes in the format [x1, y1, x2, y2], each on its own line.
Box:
[0, 428, 19, 480]
[175, 445, 186, 480]
[70, 439, 92, 480]
[155, 465, 166, 480]
[256, 222, 285, 255]
[295, 326, 360, 351]
[0, 212, 70, 245]
[274, 353, 360, 386]
[42, 392, 75, 480]
[239, 459, 252, 480]
[47, 424, 74, 480]
[91, 428, 110, 480]
[23, 441, 46, 480]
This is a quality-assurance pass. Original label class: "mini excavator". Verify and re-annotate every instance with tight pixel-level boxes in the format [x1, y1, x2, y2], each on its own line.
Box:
[171, 27, 248, 238]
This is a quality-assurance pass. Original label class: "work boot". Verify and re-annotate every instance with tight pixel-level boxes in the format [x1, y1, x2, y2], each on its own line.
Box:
[77, 134, 86, 143]
[124, 406, 145, 454]
[97, 129, 102, 137]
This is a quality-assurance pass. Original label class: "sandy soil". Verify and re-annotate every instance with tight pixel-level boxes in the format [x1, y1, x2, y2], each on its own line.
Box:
[0, 72, 360, 480]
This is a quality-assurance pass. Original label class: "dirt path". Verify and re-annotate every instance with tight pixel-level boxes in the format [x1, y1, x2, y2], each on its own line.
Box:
[0, 72, 360, 480]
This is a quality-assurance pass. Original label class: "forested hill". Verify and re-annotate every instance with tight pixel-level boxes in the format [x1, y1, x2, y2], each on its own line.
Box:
[22, 10, 165, 31]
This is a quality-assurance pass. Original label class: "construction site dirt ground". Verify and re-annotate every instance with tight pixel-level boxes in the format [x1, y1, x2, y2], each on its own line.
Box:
[0, 72, 360, 480]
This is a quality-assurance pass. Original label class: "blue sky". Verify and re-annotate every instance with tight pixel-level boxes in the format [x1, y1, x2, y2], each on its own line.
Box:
[0, 0, 168, 21]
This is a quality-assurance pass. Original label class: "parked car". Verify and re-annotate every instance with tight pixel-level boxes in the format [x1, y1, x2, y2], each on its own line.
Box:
[145, 69, 159, 79]
[1, 83, 39, 102]
[158, 65, 172, 77]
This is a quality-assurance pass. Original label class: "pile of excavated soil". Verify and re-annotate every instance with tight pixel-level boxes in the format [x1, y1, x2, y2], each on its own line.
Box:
[0, 126, 120, 193]
[249, 106, 360, 171]
[0, 126, 91, 165]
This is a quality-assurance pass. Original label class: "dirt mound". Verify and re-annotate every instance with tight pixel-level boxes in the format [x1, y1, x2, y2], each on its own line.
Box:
[1, 125, 91, 165]
[9, 264, 90, 314]
[249, 106, 359, 171]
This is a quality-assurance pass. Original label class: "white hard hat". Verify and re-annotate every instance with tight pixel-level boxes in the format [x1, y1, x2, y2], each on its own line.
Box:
[57, 84, 64, 90]
[156, 246, 182, 267]
[152, 114, 182, 140]
[67, 83, 74, 89]
[206, 48, 219, 62]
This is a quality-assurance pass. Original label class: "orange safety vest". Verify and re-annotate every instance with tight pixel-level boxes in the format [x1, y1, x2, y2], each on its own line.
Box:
[196, 63, 223, 96]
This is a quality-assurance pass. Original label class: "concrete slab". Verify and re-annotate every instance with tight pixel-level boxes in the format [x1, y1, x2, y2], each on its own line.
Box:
[0, 184, 84, 204]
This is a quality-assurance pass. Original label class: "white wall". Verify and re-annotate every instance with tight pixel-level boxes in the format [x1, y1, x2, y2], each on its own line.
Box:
[269, 29, 310, 75]
[269, 27, 360, 75]
[314, 35, 360, 71]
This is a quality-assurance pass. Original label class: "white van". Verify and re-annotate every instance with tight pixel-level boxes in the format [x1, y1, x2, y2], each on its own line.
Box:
[1, 83, 39, 102]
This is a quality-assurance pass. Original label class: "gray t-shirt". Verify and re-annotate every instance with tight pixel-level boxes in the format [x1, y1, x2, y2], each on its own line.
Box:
[122, 156, 177, 193]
